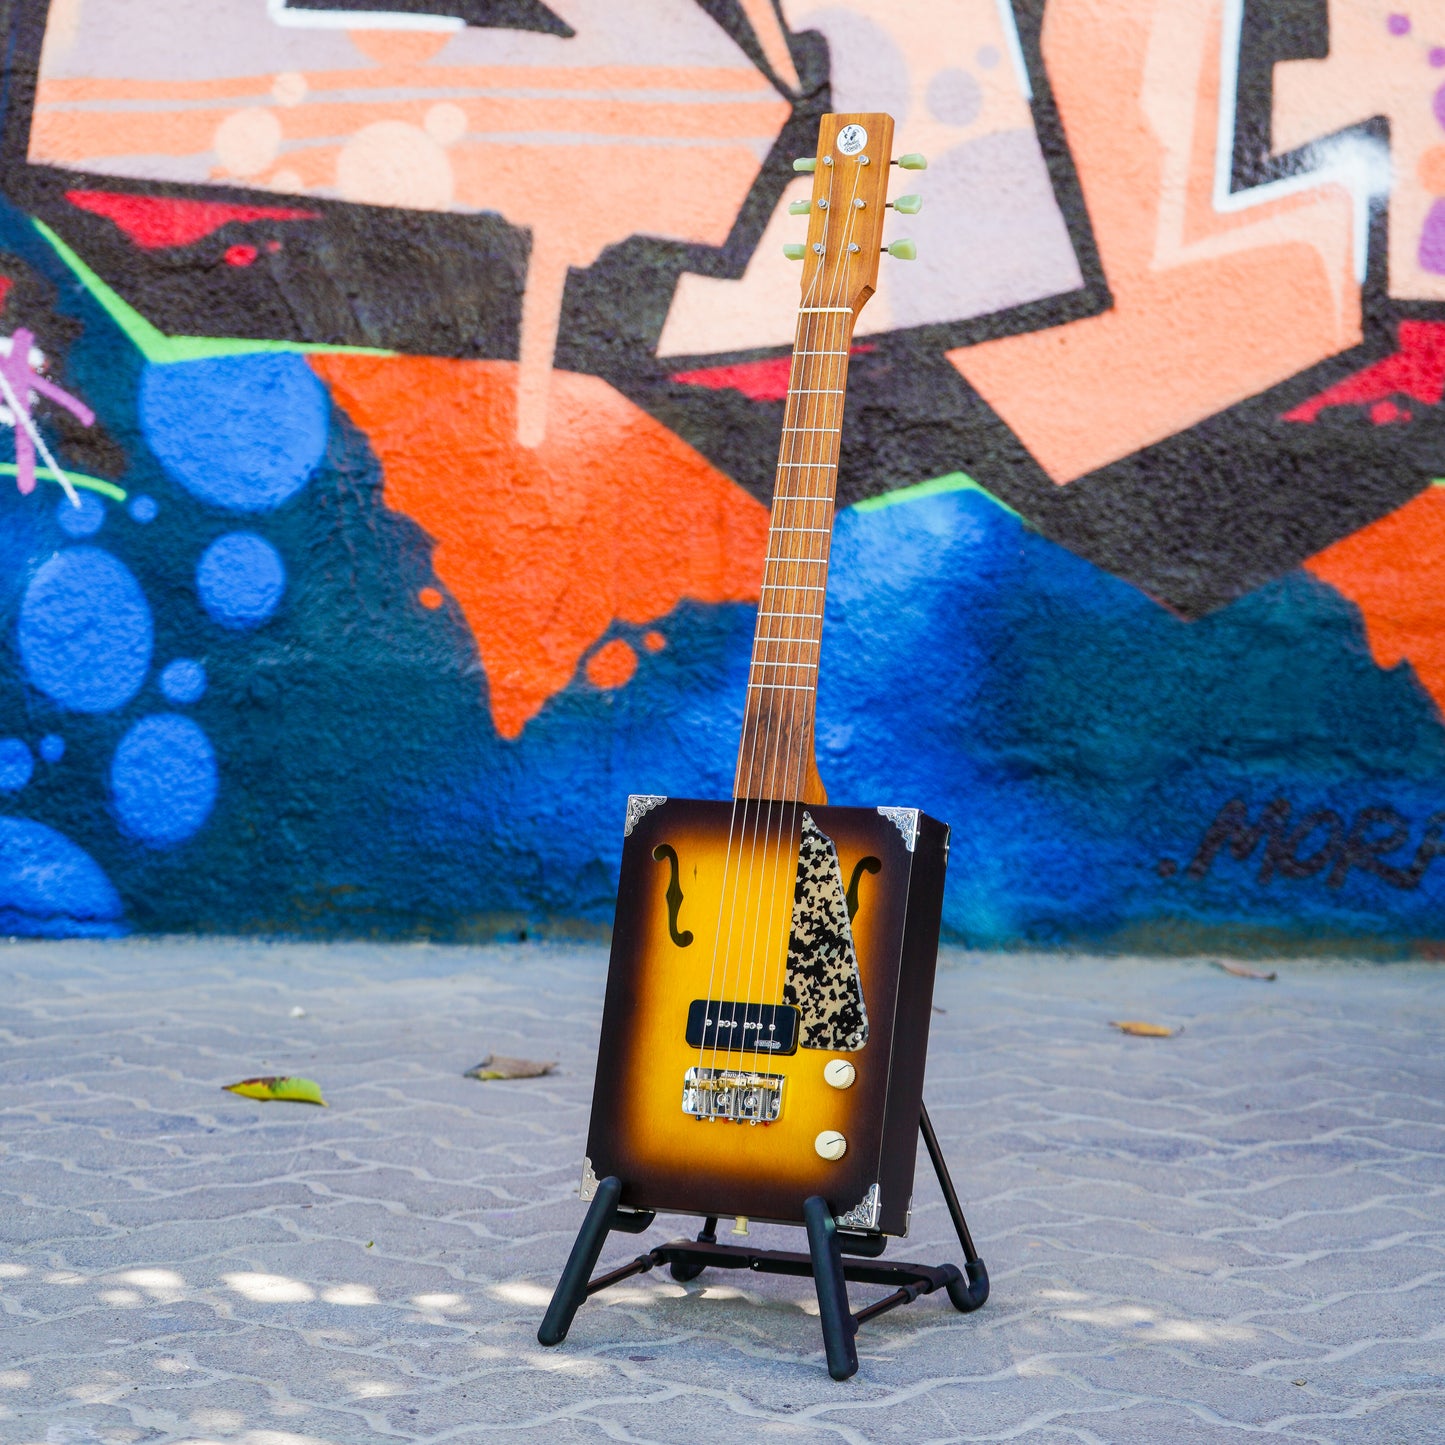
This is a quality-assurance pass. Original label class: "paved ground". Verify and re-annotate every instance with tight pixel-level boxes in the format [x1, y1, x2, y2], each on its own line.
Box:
[1, 941, 1442, 1445]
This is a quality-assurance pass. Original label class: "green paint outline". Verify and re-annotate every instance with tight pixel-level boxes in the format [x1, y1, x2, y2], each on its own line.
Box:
[0, 461, 125, 501]
[850, 470, 1020, 518]
[31, 218, 393, 365]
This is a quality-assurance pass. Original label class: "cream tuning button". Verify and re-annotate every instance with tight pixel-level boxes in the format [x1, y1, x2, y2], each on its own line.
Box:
[823, 1059, 856, 1090]
[814, 1129, 847, 1161]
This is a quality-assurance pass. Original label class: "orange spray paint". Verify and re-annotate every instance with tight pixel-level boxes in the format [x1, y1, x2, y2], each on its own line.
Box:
[311, 355, 768, 739]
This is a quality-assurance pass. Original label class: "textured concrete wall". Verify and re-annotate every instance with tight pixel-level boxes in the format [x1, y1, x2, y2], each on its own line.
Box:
[0, 0, 1443, 949]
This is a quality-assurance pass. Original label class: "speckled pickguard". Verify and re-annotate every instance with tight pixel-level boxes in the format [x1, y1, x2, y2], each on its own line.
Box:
[783, 811, 869, 1051]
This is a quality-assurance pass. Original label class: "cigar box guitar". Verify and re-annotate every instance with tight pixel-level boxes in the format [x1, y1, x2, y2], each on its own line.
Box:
[541, 113, 987, 1379]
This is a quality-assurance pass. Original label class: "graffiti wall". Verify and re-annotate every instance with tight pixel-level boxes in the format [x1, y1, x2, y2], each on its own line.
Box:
[2, 0, 1445, 950]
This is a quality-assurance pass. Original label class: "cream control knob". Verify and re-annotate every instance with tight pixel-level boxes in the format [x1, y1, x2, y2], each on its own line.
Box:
[814, 1129, 847, 1161]
[823, 1059, 856, 1090]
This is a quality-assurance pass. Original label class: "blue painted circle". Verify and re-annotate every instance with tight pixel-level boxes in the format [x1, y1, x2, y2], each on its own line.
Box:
[0, 739, 33, 790]
[160, 658, 207, 704]
[19, 547, 153, 712]
[128, 495, 158, 524]
[196, 533, 285, 629]
[38, 734, 65, 763]
[0, 818, 122, 931]
[56, 493, 105, 537]
[110, 714, 217, 845]
[139, 354, 328, 512]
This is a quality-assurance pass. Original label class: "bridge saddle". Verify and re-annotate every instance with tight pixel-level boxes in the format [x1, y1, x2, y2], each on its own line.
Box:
[682, 1066, 784, 1124]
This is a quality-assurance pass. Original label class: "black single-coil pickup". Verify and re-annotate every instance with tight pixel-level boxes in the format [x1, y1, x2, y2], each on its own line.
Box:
[686, 1000, 800, 1056]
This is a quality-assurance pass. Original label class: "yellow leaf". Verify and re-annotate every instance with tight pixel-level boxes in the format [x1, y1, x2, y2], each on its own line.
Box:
[464, 1054, 555, 1080]
[223, 1075, 327, 1105]
[1109, 1020, 1178, 1038]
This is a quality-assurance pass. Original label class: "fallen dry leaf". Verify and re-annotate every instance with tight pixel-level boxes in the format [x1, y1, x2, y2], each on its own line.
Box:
[1214, 961, 1277, 981]
[223, 1075, 327, 1105]
[1109, 1020, 1179, 1038]
[464, 1054, 555, 1081]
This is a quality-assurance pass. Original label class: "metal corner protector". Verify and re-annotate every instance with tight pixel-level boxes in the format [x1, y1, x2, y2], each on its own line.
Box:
[834, 1182, 881, 1231]
[876, 806, 919, 851]
[624, 795, 667, 837]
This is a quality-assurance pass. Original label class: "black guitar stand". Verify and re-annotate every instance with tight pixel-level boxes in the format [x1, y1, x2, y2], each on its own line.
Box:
[538, 1103, 988, 1380]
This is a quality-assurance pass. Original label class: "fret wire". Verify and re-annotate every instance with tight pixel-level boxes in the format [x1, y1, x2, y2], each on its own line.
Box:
[755, 297, 846, 733]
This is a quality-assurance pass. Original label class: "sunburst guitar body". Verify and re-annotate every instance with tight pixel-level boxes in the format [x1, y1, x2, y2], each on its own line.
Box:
[580, 111, 943, 1238]
[585, 797, 947, 1232]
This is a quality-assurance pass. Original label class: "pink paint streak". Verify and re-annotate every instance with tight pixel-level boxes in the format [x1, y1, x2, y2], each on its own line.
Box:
[1283, 321, 1445, 422]
[65, 191, 319, 250]
[1, 326, 93, 496]
[673, 344, 876, 402]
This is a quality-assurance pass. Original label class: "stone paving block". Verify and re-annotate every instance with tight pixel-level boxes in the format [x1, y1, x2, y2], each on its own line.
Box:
[4, 942, 1443, 1443]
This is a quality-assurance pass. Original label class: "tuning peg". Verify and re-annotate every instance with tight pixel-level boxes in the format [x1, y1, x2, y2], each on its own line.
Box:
[788, 199, 811, 215]
[884, 239, 917, 260]
[889, 193, 922, 214]
[893, 153, 928, 170]
[793, 157, 817, 172]
[783, 243, 806, 260]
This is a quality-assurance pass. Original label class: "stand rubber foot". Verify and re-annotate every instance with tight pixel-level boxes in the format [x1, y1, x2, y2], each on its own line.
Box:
[945, 1258, 989, 1313]
[803, 1195, 859, 1381]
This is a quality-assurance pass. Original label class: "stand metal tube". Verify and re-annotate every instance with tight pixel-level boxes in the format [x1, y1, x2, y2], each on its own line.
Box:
[538, 1176, 622, 1345]
[919, 1104, 989, 1312]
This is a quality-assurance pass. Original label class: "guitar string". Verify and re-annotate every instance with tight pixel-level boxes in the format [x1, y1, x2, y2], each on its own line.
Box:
[751, 158, 867, 1088]
[738, 202, 848, 1087]
[736, 307, 827, 1087]
[697, 174, 836, 1094]
[723, 208, 838, 1090]
[747, 155, 867, 1092]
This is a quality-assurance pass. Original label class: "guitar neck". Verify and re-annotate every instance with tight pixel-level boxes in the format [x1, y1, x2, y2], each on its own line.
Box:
[730, 109, 900, 805]
[733, 304, 856, 804]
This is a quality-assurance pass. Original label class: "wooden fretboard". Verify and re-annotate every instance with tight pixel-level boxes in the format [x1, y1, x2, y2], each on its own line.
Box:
[733, 304, 856, 804]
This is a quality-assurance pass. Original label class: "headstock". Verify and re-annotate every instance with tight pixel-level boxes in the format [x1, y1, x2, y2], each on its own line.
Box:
[782, 112, 923, 317]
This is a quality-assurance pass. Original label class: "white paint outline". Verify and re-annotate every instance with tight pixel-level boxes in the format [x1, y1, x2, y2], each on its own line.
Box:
[266, 0, 463, 32]
[1215, 0, 1388, 284]
[994, 0, 1032, 103]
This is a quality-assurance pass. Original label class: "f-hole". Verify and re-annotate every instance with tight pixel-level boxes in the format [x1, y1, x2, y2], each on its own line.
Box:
[845, 856, 881, 923]
[652, 844, 694, 947]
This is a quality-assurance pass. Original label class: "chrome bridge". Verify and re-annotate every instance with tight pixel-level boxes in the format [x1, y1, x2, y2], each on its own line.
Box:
[682, 1066, 784, 1124]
